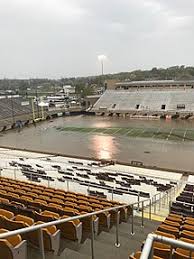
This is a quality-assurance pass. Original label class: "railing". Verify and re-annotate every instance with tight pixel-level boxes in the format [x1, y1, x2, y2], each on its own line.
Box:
[0, 165, 180, 205]
[0, 183, 181, 258]
[140, 233, 194, 259]
[0, 203, 129, 259]
[0, 168, 184, 258]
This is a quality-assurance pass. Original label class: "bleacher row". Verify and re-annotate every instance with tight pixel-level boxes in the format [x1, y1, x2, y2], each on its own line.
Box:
[0, 176, 131, 258]
[92, 89, 194, 113]
[172, 184, 194, 217]
[0, 98, 32, 120]
[129, 184, 194, 259]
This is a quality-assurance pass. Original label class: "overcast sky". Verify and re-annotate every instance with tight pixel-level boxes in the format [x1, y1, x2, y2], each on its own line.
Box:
[0, 0, 193, 78]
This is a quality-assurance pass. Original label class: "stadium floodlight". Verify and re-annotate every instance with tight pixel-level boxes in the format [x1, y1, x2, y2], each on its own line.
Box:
[98, 55, 107, 75]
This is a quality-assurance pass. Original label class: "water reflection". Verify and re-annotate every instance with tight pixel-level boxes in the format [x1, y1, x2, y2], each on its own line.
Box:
[91, 135, 116, 160]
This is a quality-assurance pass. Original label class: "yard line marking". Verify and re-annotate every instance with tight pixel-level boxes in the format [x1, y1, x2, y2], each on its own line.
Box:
[124, 128, 134, 136]
[86, 128, 98, 134]
[183, 129, 188, 142]
[166, 128, 174, 141]
[112, 128, 122, 135]
[152, 127, 161, 138]
[135, 128, 145, 138]
[102, 128, 117, 134]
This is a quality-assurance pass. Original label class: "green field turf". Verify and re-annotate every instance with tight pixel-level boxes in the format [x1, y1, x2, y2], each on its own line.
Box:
[56, 126, 194, 142]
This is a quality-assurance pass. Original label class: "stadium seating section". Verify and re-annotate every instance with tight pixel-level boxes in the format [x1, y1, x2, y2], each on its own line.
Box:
[0, 176, 131, 257]
[0, 98, 32, 121]
[129, 183, 194, 258]
[93, 90, 194, 113]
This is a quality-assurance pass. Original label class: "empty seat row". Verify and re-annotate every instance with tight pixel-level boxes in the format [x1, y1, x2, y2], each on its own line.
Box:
[129, 213, 194, 259]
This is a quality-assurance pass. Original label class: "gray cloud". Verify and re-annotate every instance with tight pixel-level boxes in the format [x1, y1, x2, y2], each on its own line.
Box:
[0, 0, 193, 78]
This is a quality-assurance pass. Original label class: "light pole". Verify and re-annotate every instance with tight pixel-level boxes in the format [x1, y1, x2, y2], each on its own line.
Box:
[98, 55, 107, 92]
[98, 55, 107, 76]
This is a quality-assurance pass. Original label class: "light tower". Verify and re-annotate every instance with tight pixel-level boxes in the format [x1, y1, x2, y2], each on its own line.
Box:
[98, 55, 107, 76]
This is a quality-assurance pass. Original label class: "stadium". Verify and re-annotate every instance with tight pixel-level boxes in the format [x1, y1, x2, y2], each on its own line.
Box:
[1, 79, 194, 259]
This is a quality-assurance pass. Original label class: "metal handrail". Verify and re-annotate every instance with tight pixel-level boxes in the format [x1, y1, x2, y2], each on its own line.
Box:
[0, 203, 129, 240]
[0, 182, 179, 258]
[140, 233, 194, 259]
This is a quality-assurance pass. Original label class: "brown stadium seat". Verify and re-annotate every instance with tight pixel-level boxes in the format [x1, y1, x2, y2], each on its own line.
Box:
[42, 192, 54, 198]
[28, 200, 47, 211]
[163, 219, 181, 228]
[34, 210, 59, 222]
[50, 198, 64, 206]
[0, 228, 27, 259]
[63, 207, 79, 217]
[6, 193, 20, 202]
[34, 199, 47, 205]
[153, 241, 171, 258]
[166, 216, 183, 224]
[58, 215, 82, 243]
[182, 224, 194, 232]
[79, 213, 99, 234]
[30, 221, 60, 254]
[47, 203, 63, 213]
[77, 196, 88, 201]
[65, 197, 77, 203]
[157, 224, 179, 238]
[174, 248, 194, 259]
[15, 190, 26, 196]
[155, 230, 176, 239]
[0, 189, 7, 194]
[95, 210, 111, 230]
[78, 205, 93, 213]
[26, 192, 38, 198]
[0, 197, 9, 204]
[186, 217, 194, 222]
[64, 201, 77, 208]
[55, 190, 66, 196]
[88, 198, 101, 204]
[0, 209, 14, 219]
[45, 187, 56, 194]
[91, 203, 104, 210]
[4, 187, 15, 192]
[52, 194, 65, 200]
[20, 197, 34, 207]
[169, 213, 183, 219]
[21, 187, 31, 192]
[185, 220, 194, 226]
[14, 215, 34, 226]
[180, 230, 194, 240]
[31, 189, 43, 195]
[38, 195, 51, 202]
[119, 206, 129, 222]
[129, 251, 163, 259]
[42, 211, 60, 219]
[77, 200, 90, 206]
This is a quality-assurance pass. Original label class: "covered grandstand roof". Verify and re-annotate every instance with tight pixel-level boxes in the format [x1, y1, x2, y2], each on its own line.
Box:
[116, 80, 194, 87]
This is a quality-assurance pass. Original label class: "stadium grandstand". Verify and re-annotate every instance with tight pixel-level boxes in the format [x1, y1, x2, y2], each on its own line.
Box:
[92, 81, 194, 117]
[0, 96, 36, 128]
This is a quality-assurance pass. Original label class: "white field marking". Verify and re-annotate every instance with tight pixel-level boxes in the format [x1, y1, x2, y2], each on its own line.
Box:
[112, 128, 122, 135]
[152, 127, 161, 140]
[124, 128, 134, 136]
[135, 128, 146, 138]
[183, 129, 188, 142]
[166, 128, 174, 141]
[102, 127, 118, 134]
[85, 128, 97, 135]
